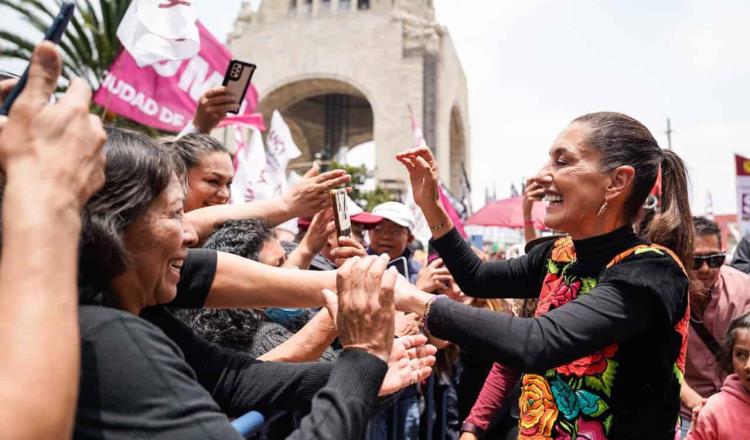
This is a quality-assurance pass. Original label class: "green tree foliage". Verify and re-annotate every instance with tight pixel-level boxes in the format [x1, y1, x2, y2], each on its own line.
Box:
[331, 161, 394, 211]
[0, 0, 129, 89]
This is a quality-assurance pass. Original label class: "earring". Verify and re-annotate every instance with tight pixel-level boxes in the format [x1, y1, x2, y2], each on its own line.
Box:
[597, 200, 608, 217]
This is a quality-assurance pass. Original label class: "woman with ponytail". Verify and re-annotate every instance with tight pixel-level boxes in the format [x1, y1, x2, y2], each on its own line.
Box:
[396, 112, 692, 439]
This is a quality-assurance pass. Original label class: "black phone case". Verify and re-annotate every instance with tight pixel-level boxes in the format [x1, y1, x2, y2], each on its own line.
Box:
[221, 60, 256, 115]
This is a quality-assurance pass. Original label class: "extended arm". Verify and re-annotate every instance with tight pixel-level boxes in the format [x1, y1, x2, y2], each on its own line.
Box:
[430, 228, 549, 299]
[258, 309, 338, 362]
[0, 43, 106, 440]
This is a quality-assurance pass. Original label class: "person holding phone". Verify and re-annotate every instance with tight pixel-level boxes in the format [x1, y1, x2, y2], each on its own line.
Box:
[0, 41, 106, 440]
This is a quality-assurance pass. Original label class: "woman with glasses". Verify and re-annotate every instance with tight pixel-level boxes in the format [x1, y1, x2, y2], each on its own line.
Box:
[679, 216, 750, 438]
[396, 112, 696, 439]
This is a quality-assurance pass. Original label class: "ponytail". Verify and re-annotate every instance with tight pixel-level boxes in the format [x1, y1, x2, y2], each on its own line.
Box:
[642, 150, 706, 313]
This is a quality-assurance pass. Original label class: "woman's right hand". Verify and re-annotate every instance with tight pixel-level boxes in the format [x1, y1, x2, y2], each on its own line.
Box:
[0, 42, 106, 209]
[396, 146, 441, 210]
[459, 432, 478, 440]
[281, 163, 352, 218]
[333, 254, 396, 363]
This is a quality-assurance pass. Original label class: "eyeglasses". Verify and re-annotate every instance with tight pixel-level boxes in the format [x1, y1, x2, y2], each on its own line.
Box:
[371, 224, 408, 236]
[692, 253, 725, 270]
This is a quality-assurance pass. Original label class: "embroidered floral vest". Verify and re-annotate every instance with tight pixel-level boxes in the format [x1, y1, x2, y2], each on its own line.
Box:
[517, 237, 690, 440]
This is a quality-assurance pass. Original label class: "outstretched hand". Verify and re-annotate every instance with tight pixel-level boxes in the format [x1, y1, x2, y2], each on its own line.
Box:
[378, 334, 436, 396]
[415, 257, 453, 293]
[333, 254, 396, 363]
[395, 146, 440, 209]
[281, 163, 352, 219]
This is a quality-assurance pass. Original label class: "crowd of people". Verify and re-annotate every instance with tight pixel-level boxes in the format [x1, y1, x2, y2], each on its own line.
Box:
[2, 41, 750, 440]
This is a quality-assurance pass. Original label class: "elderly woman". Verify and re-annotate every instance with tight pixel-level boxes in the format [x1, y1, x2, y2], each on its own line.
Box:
[164, 133, 351, 243]
[75, 127, 435, 440]
[396, 112, 693, 439]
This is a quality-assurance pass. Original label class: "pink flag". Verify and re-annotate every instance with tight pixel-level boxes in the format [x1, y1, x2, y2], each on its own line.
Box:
[94, 22, 263, 132]
[438, 185, 468, 238]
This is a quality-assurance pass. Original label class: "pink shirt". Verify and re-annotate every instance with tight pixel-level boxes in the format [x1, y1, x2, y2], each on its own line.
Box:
[687, 374, 750, 440]
[682, 265, 750, 418]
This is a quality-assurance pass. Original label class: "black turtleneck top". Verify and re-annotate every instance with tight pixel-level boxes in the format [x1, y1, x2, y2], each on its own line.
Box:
[428, 226, 689, 438]
[427, 225, 688, 369]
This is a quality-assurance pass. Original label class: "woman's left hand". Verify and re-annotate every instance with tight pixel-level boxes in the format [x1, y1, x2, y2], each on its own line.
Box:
[378, 334, 436, 396]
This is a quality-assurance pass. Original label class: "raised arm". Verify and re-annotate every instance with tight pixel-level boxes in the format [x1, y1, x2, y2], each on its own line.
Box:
[396, 147, 546, 298]
[186, 165, 351, 242]
[0, 43, 105, 440]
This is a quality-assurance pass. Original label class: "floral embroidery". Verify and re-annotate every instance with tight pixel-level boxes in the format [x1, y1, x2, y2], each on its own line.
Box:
[518, 238, 686, 439]
[519, 374, 559, 439]
[556, 345, 618, 377]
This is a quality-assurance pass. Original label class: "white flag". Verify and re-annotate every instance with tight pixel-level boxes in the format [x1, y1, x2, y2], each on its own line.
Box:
[117, 0, 200, 67]
[265, 110, 302, 196]
[230, 125, 274, 203]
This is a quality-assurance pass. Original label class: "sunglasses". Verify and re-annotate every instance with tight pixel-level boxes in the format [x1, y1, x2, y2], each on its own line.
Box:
[692, 253, 725, 270]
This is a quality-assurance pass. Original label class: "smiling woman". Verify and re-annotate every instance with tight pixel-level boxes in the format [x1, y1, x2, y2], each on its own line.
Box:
[164, 133, 234, 211]
[73, 126, 436, 440]
[396, 112, 697, 439]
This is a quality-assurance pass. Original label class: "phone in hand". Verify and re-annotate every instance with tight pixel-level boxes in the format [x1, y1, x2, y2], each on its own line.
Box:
[221, 60, 256, 114]
[0, 1, 75, 116]
[330, 188, 351, 238]
[387, 257, 409, 279]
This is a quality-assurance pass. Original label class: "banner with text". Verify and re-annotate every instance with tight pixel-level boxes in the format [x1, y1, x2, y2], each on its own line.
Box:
[736, 154, 750, 235]
[94, 22, 262, 132]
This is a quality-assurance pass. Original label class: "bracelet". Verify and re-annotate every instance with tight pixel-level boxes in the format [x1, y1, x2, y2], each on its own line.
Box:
[430, 222, 444, 231]
[523, 220, 535, 226]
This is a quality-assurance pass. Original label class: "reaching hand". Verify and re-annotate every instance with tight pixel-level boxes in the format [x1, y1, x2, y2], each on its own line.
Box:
[334, 254, 396, 363]
[378, 334, 436, 396]
[300, 208, 336, 255]
[192, 86, 238, 133]
[281, 163, 352, 219]
[395, 146, 440, 210]
[415, 258, 453, 293]
[394, 312, 421, 337]
[0, 42, 105, 209]
[331, 236, 367, 267]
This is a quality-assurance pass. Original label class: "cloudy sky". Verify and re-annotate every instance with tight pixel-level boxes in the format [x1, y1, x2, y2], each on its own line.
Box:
[3, 0, 748, 214]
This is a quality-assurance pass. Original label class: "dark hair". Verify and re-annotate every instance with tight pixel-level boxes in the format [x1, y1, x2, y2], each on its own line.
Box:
[204, 218, 274, 261]
[163, 133, 230, 177]
[171, 218, 273, 352]
[572, 112, 694, 267]
[721, 312, 750, 373]
[572, 112, 701, 312]
[78, 126, 176, 303]
[693, 216, 722, 248]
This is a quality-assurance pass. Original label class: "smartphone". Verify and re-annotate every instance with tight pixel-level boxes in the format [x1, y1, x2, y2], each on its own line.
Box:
[221, 60, 256, 114]
[330, 188, 351, 238]
[387, 256, 409, 279]
[0, 1, 75, 116]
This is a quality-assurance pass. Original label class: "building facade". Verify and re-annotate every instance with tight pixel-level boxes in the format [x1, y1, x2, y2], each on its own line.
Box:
[228, 0, 470, 194]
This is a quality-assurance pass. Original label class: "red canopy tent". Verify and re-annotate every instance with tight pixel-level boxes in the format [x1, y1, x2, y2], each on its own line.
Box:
[466, 197, 547, 229]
